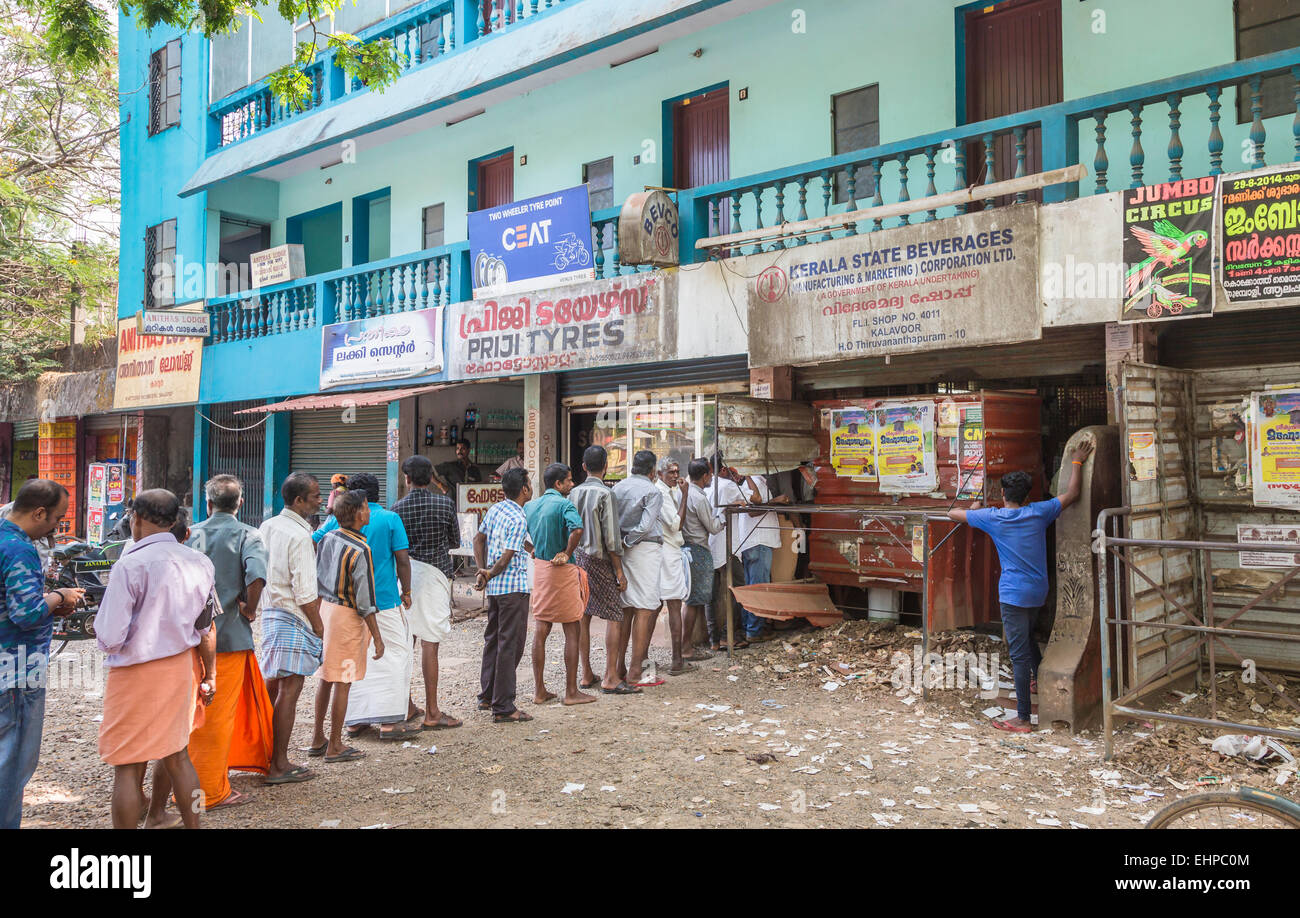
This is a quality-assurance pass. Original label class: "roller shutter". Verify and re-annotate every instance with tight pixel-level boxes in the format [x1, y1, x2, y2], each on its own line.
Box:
[558, 354, 750, 399]
[290, 406, 389, 506]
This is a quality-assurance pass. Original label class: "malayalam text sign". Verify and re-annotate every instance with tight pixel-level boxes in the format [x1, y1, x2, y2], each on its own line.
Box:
[112, 319, 202, 409]
[1219, 165, 1300, 302]
[249, 244, 306, 288]
[319, 307, 444, 390]
[447, 272, 677, 380]
[746, 207, 1040, 368]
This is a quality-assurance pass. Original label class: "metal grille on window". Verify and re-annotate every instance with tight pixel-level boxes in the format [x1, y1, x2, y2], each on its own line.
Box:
[148, 49, 163, 135]
[205, 401, 267, 527]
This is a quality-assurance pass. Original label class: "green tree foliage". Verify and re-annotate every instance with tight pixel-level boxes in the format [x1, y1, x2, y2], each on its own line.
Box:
[0, 0, 118, 382]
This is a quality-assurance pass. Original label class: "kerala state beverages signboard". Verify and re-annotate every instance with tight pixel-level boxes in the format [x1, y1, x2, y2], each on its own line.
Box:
[446, 272, 677, 380]
[467, 184, 595, 298]
[746, 206, 1040, 368]
[319, 307, 444, 389]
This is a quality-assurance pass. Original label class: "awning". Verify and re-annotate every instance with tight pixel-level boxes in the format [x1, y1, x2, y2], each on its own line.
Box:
[235, 383, 454, 414]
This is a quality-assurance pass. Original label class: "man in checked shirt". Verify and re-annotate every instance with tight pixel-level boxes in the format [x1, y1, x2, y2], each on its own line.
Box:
[391, 456, 463, 730]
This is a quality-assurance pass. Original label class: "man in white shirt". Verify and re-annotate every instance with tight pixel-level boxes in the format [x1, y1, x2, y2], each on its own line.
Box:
[707, 465, 748, 650]
[734, 473, 790, 643]
[653, 456, 694, 676]
[256, 472, 323, 786]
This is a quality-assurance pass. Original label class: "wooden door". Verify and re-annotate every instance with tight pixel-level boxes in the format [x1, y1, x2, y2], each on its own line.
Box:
[672, 88, 730, 235]
[475, 152, 514, 211]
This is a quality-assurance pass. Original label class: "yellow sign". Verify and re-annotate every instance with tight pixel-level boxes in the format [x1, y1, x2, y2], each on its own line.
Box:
[1127, 431, 1158, 482]
[876, 403, 936, 493]
[1252, 389, 1300, 509]
[112, 318, 203, 409]
[830, 408, 877, 478]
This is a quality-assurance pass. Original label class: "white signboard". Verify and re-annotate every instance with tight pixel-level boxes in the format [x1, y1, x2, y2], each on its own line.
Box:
[746, 206, 1041, 368]
[138, 307, 211, 337]
[319, 307, 444, 390]
[459, 483, 505, 517]
[249, 244, 306, 289]
[1237, 524, 1300, 569]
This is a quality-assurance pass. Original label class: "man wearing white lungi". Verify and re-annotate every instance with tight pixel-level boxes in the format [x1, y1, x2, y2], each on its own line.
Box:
[313, 473, 418, 739]
[392, 456, 463, 731]
[611, 450, 664, 687]
[654, 456, 697, 677]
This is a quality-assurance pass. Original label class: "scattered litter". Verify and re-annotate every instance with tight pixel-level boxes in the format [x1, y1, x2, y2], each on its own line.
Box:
[1069, 821, 1089, 829]
[958, 803, 980, 813]
[881, 798, 896, 807]
[857, 756, 873, 770]
[760, 699, 784, 708]
[696, 704, 731, 713]
[949, 722, 971, 730]
[561, 783, 585, 795]
[899, 696, 916, 706]
[401, 742, 418, 749]
[758, 803, 780, 811]
[92, 715, 103, 723]
[982, 706, 1005, 719]
[912, 786, 932, 795]
[601, 786, 616, 792]
[382, 786, 416, 795]
[319, 819, 341, 828]
[792, 766, 821, 775]
[426, 745, 437, 756]
[1209, 734, 1295, 764]
[823, 681, 841, 692]
[727, 675, 739, 682]
[1075, 805, 1105, 815]
[1036, 818, 1062, 827]
[694, 755, 706, 762]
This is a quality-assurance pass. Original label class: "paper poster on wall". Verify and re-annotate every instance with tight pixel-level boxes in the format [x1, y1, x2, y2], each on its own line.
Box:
[1127, 431, 1158, 482]
[1236, 524, 1300, 569]
[829, 408, 877, 478]
[875, 403, 936, 493]
[957, 406, 984, 500]
[1252, 389, 1300, 509]
[1219, 164, 1300, 302]
[1120, 177, 1215, 322]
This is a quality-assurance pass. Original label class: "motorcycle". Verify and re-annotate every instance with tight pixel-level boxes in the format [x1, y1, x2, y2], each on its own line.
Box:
[46, 539, 127, 650]
[552, 233, 591, 271]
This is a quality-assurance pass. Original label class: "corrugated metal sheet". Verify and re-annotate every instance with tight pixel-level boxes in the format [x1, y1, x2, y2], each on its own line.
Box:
[794, 326, 1104, 390]
[11, 419, 37, 439]
[290, 406, 389, 506]
[558, 354, 749, 399]
[1159, 305, 1300, 370]
[716, 396, 817, 475]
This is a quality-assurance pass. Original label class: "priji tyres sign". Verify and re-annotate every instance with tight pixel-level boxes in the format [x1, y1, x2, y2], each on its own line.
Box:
[468, 184, 595, 298]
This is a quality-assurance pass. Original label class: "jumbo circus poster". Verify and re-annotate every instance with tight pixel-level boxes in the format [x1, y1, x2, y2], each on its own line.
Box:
[875, 402, 936, 493]
[829, 408, 877, 479]
[1120, 177, 1215, 323]
[1219, 165, 1300, 302]
[1252, 389, 1300, 510]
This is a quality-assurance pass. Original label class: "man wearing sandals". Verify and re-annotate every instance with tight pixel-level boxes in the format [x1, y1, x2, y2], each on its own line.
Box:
[948, 439, 1093, 734]
[474, 468, 536, 724]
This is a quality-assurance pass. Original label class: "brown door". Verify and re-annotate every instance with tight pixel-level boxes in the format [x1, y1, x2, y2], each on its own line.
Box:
[475, 152, 513, 211]
[672, 88, 730, 235]
[964, 0, 1061, 202]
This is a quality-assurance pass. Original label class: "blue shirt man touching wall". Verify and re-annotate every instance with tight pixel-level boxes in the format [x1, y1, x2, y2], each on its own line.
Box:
[948, 439, 1094, 734]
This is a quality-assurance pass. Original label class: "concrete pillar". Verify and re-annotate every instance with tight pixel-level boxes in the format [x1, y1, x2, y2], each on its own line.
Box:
[523, 373, 558, 492]
[192, 406, 209, 521]
[263, 408, 290, 520]
[395, 395, 418, 502]
[135, 412, 171, 492]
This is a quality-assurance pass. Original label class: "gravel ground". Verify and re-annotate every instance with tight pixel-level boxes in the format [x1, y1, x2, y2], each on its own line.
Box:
[21, 613, 1299, 829]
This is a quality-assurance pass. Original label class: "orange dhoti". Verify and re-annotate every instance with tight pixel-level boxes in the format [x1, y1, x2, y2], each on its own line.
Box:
[99, 648, 204, 766]
[188, 649, 273, 807]
[530, 560, 589, 624]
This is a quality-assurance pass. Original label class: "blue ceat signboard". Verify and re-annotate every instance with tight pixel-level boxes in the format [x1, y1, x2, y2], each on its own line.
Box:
[319, 307, 444, 389]
[467, 184, 595, 297]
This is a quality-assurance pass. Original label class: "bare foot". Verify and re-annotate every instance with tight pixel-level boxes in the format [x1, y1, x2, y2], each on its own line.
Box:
[145, 812, 184, 829]
[533, 688, 558, 704]
[563, 690, 597, 705]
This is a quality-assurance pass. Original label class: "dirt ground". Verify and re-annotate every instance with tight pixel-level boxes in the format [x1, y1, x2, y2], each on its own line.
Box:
[21, 612, 1300, 829]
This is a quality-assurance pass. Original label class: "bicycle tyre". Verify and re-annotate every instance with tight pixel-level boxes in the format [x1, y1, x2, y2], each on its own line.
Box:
[1146, 791, 1300, 829]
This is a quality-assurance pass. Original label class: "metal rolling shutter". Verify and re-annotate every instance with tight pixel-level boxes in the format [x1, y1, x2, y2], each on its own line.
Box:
[12, 419, 37, 439]
[86, 414, 131, 434]
[558, 354, 750, 399]
[290, 406, 389, 506]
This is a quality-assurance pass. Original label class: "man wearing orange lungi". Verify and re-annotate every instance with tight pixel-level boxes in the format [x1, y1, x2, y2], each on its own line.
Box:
[97, 490, 216, 829]
[184, 474, 272, 810]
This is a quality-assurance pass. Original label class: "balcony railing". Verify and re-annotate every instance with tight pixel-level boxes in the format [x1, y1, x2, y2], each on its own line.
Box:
[206, 242, 470, 344]
[209, 0, 580, 152]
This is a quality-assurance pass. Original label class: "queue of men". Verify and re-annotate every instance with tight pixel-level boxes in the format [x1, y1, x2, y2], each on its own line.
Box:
[0, 444, 785, 828]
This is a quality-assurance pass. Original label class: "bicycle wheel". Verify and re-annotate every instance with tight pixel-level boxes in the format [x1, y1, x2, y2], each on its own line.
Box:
[1147, 790, 1300, 829]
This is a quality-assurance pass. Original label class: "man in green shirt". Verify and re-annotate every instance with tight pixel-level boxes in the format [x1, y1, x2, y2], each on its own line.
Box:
[524, 463, 595, 707]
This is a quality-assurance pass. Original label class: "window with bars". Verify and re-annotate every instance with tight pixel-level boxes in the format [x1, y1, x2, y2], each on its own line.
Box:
[583, 157, 615, 211]
[1235, 0, 1300, 122]
[144, 220, 177, 309]
[149, 40, 182, 135]
[832, 84, 879, 204]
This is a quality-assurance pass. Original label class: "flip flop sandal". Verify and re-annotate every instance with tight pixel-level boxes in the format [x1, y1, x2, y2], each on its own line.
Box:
[264, 765, 318, 785]
[306, 742, 328, 758]
[422, 714, 463, 730]
[346, 724, 372, 738]
[667, 662, 698, 676]
[378, 722, 422, 741]
[991, 718, 1032, 734]
[324, 747, 367, 763]
[493, 711, 534, 723]
[206, 789, 250, 810]
[634, 678, 665, 687]
[478, 701, 492, 711]
[579, 678, 600, 689]
[601, 681, 642, 695]
[682, 651, 713, 662]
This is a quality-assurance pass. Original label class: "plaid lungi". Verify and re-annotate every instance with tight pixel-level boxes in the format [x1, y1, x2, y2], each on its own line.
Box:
[685, 543, 714, 606]
[258, 607, 324, 679]
[574, 549, 624, 623]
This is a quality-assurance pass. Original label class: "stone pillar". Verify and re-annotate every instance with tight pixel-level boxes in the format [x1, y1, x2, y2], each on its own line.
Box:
[523, 373, 558, 493]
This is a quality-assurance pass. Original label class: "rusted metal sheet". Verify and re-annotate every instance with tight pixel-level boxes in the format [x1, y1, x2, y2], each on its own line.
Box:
[730, 582, 842, 628]
[809, 390, 1043, 630]
[1039, 424, 1121, 732]
[716, 395, 817, 475]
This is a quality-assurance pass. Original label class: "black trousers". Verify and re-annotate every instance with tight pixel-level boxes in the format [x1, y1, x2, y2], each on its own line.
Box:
[706, 556, 746, 644]
[479, 592, 530, 715]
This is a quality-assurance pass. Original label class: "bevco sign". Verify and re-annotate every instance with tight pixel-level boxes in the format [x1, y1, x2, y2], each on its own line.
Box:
[446, 272, 678, 380]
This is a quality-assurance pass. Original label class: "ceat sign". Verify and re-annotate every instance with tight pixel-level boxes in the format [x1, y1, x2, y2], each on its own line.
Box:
[502, 219, 553, 251]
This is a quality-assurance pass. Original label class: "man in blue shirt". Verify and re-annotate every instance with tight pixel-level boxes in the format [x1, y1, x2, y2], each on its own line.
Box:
[0, 479, 82, 828]
[314, 474, 417, 738]
[948, 440, 1093, 734]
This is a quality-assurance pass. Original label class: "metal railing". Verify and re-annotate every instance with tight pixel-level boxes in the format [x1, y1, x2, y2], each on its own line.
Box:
[1094, 507, 1300, 760]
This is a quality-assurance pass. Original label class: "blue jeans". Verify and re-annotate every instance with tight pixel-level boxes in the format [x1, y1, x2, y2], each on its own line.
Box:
[741, 545, 773, 638]
[0, 686, 46, 829]
[1000, 603, 1042, 722]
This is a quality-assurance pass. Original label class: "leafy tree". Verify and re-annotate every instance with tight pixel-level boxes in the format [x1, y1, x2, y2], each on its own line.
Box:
[0, 0, 118, 382]
[34, 0, 403, 110]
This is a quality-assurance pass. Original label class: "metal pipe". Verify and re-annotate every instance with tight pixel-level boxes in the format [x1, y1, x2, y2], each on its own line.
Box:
[724, 505, 734, 658]
[921, 520, 930, 703]
[1096, 506, 1116, 760]
[1110, 704, 1300, 743]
